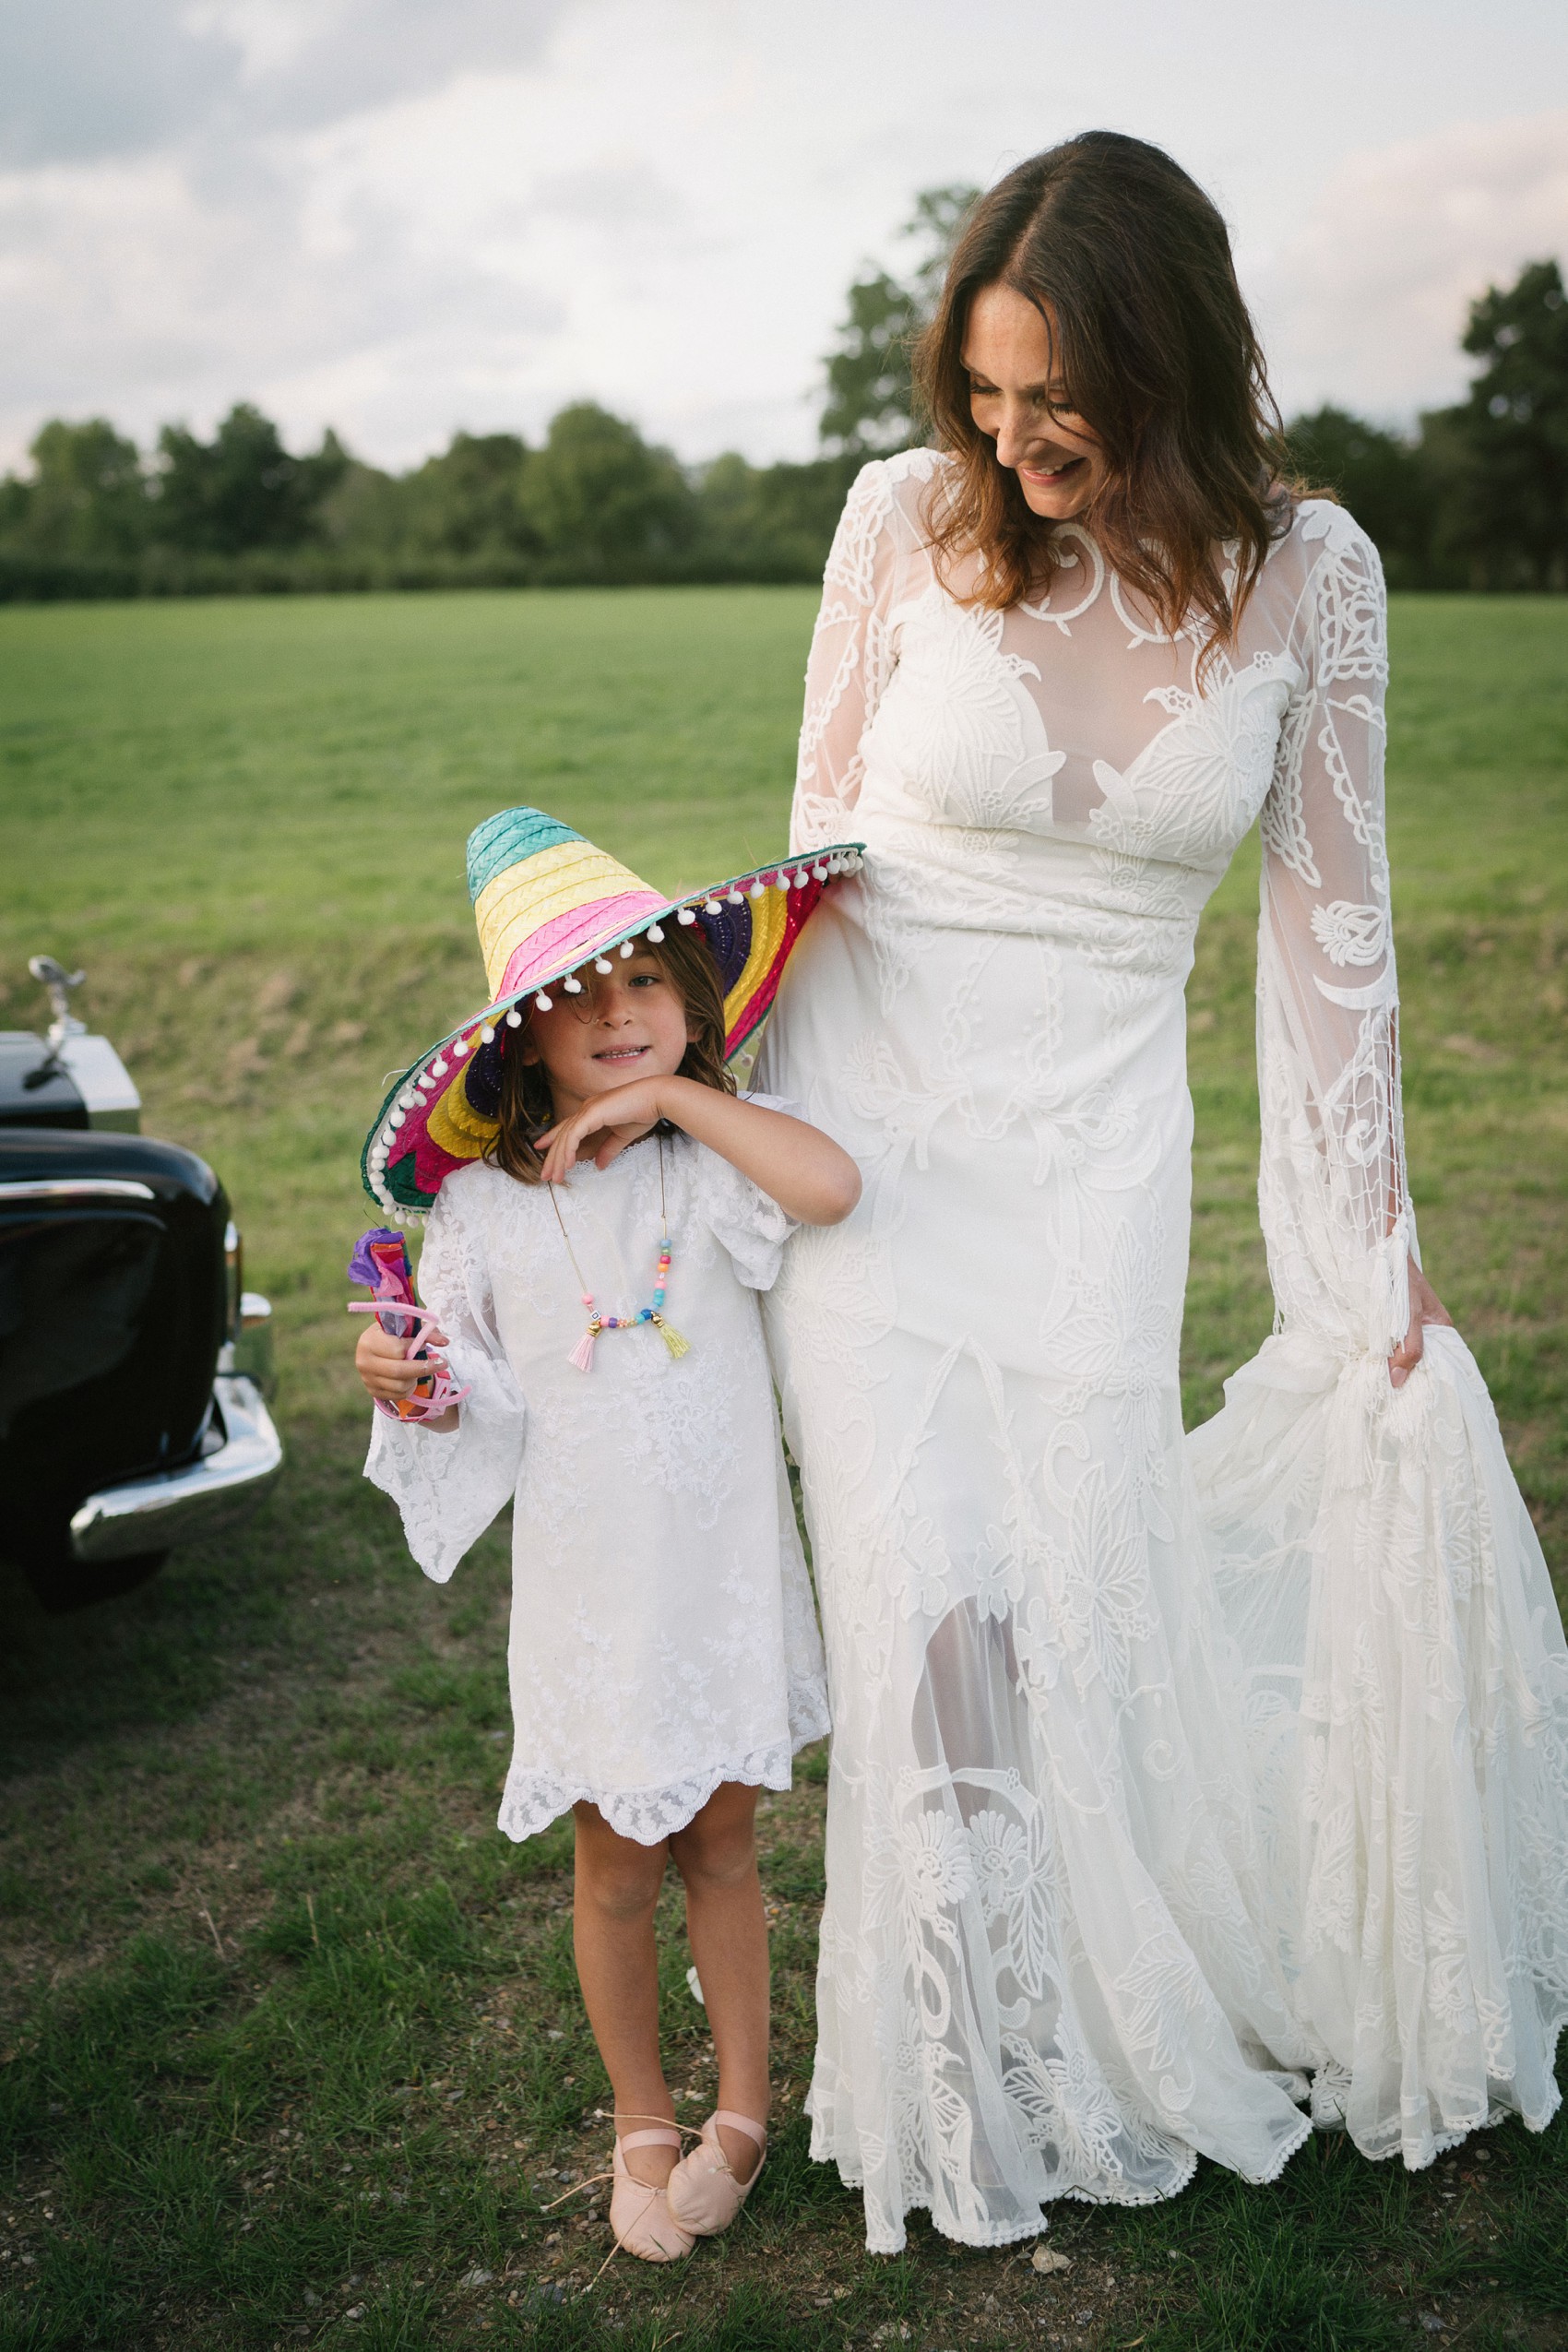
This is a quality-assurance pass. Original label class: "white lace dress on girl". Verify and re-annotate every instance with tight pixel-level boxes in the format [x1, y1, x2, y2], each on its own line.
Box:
[366, 1115, 830, 1846]
[756, 450, 1568, 2251]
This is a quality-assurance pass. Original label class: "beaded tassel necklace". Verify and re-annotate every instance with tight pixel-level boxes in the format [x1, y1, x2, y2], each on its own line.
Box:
[549, 1133, 690, 1373]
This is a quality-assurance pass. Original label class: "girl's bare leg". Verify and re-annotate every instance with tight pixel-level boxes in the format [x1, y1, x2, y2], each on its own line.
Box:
[669, 1781, 770, 2180]
[571, 1802, 676, 2187]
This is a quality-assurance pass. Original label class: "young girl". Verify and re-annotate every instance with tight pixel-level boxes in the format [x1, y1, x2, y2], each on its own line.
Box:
[351, 807, 861, 2263]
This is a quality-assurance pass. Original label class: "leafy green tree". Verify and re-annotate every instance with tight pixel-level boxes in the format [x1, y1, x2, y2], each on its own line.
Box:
[1282, 406, 1435, 587]
[519, 403, 695, 575]
[695, 450, 861, 578]
[0, 472, 28, 546]
[821, 269, 920, 457]
[398, 431, 536, 556]
[0, 418, 149, 558]
[153, 404, 348, 553]
[1422, 259, 1568, 588]
[821, 184, 978, 456]
[313, 457, 411, 557]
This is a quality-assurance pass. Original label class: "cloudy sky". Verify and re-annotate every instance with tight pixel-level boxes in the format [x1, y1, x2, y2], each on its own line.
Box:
[2, 0, 1565, 473]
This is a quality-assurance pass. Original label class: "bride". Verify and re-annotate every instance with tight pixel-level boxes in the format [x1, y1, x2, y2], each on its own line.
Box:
[756, 129, 1568, 2252]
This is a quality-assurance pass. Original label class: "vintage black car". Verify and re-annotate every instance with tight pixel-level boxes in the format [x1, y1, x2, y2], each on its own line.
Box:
[1, 957, 281, 1610]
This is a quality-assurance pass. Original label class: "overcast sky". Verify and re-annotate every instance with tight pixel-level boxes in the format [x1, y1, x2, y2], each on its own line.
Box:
[2, 0, 1566, 474]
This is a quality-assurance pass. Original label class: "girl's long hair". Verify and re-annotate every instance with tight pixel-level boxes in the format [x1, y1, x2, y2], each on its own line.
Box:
[485, 925, 735, 1185]
[914, 132, 1294, 650]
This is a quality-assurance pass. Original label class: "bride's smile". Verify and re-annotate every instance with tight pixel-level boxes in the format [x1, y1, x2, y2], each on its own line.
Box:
[961, 280, 1108, 521]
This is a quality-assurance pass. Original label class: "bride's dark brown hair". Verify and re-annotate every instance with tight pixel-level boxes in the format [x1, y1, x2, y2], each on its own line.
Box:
[914, 131, 1294, 648]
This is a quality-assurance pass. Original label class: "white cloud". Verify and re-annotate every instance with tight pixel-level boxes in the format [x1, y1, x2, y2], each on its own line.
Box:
[0, 143, 563, 458]
[0, 0, 574, 165]
[1253, 109, 1568, 422]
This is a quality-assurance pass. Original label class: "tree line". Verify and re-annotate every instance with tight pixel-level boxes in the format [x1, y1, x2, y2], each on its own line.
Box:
[2, 198, 1562, 601]
[0, 403, 862, 600]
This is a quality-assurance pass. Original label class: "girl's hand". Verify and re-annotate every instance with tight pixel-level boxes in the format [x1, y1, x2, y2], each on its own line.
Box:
[355, 1315, 452, 1403]
[536, 1078, 668, 1184]
[1388, 1262, 1455, 1389]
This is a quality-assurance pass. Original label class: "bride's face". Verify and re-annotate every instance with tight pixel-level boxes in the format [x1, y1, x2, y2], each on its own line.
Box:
[962, 282, 1107, 522]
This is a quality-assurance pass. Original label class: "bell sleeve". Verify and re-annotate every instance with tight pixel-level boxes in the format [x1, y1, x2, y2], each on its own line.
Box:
[1188, 505, 1568, 2167]
[790, 458, 906, 852]
[364, 1180, 526, 1584]
[695, 1094, 801, 1291]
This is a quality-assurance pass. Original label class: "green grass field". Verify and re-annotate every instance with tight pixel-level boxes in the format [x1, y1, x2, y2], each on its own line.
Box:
[1, 588, 1564, 2352]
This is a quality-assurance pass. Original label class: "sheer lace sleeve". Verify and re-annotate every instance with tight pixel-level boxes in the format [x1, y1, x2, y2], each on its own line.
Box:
[790, 458, 907, 851]
[1255, 505, 1412, 1360]
[364, 1176, 526, 1584]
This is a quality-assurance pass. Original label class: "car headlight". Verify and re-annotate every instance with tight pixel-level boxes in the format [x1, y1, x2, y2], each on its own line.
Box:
[233, 1294, 276, 1398]
[220, 1221, 276, 1398]
[224, 1219, 242, 1340]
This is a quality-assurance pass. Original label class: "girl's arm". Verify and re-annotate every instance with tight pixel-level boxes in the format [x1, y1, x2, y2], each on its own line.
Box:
[537, 1078, 861, 1226]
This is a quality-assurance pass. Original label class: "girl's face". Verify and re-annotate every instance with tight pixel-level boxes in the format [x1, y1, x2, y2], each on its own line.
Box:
[519, 943, 694, 1117]
[962, 280, 1107, 522]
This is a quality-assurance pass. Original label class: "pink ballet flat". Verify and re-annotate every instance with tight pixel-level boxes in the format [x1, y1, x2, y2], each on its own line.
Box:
[610, 2127, 694, 2263]
[665, 2108, 767, 2236]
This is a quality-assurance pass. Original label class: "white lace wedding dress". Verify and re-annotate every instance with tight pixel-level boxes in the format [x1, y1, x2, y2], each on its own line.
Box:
[756, 450, 1568, 2251]
[366, 1119, 829, 1845]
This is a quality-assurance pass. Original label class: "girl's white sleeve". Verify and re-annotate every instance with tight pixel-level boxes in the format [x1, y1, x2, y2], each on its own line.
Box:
[790, 459, 905, 852]
[695, 1093, 802, 1291]
[363, 1182, 526, 1584]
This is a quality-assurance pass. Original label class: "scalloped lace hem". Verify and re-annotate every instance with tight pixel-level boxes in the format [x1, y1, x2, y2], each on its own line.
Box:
[808, 2102, 1310, 2251]
[497, 1711, 829, 1847]
[808, 2135, 1205, 2254]
[1306, 2018, 1565, 2169]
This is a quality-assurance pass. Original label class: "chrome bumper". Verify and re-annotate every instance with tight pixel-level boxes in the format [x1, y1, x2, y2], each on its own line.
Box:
[69, 1373, 283, 1563]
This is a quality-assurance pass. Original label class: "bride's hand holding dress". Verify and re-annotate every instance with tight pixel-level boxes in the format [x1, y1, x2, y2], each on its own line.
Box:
[1389, 1261, 1454, 1390]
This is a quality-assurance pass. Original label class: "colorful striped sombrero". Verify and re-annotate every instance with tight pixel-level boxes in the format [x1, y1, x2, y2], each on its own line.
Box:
[361, 806, 864, 1220]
